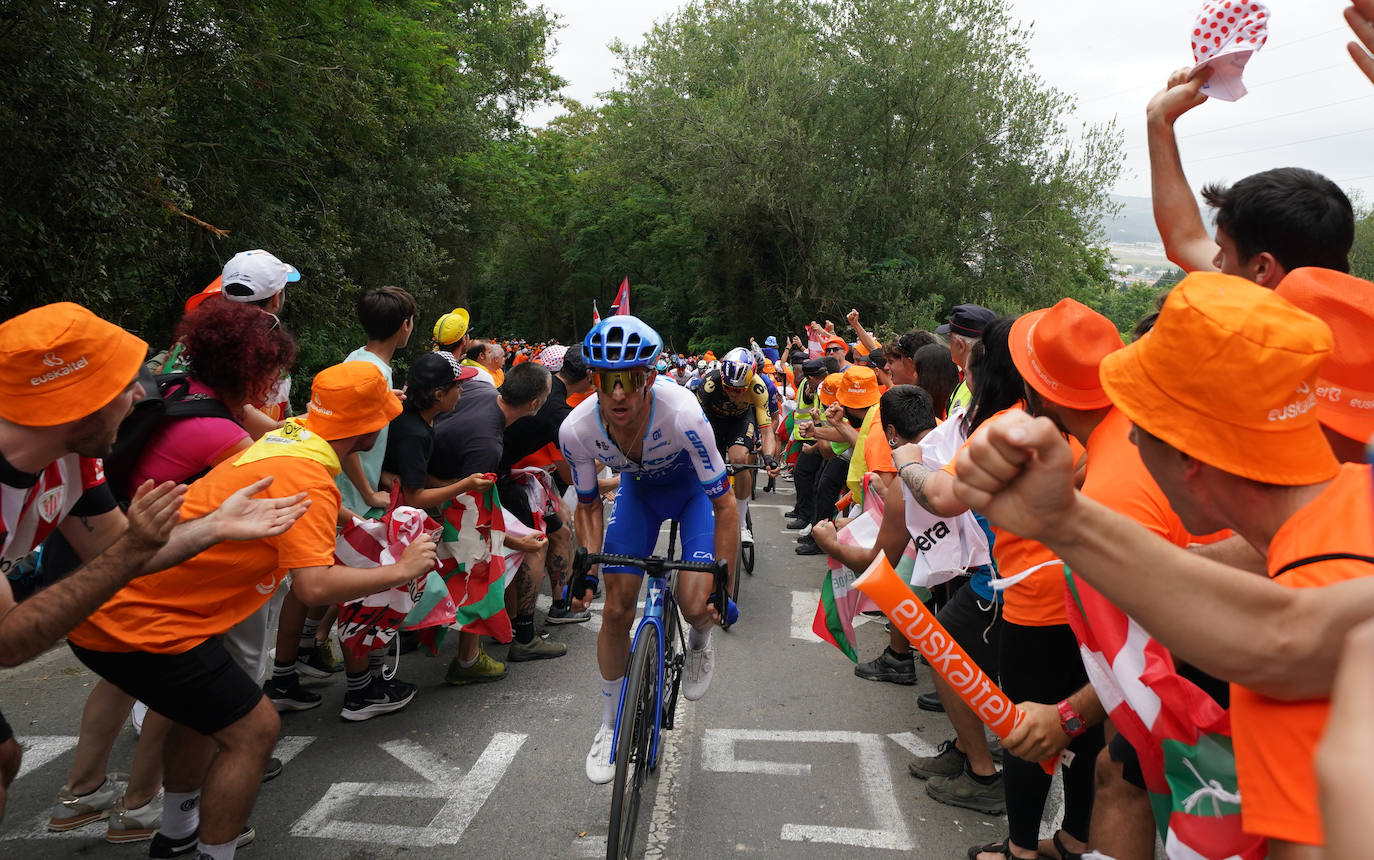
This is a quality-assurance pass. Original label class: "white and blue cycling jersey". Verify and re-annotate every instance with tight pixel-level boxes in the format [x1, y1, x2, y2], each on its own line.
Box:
[559, 377, 730, 505]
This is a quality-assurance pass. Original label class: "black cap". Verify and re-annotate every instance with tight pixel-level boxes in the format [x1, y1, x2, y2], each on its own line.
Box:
[409, 351, 475, 389]
[936, 304, 996, 338]
[801, 358, 826, 376]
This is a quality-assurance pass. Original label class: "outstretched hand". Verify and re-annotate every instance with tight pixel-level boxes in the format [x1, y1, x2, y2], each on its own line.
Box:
[125, 480, 187, 548]
[951, 412, 1077, 544]
[1347, 1, 1374, 83]
[1146, 65, 1213, 126]
[211, 476, 311, 541]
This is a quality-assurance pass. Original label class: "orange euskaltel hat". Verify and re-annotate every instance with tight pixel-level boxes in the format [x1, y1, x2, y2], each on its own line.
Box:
[818, 372, 844, 407]
[837, 365, 881, 409]
[1010, 298, 1124, 410]
[1275, 267, 1374, 444]
[0, 303, 148, 427]
[1099, 272, 1339, 486]
[302, 362, 402, 441]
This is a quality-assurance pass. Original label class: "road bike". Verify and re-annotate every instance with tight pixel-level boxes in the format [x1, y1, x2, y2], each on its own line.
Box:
[571, 547, 730, 859]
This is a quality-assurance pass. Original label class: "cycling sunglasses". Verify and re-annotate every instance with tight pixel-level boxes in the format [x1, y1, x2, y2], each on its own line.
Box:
[593, 368, 650, 394]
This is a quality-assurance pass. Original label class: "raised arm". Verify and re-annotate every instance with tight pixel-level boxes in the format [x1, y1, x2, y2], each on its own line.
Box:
[952, 410, 1374, 700]
[846, 309, 882, 353]
[1146, 66, 1220, 273]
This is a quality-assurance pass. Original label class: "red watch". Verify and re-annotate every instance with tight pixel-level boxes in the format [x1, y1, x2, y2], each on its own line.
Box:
[1057, 699, 1086, 738]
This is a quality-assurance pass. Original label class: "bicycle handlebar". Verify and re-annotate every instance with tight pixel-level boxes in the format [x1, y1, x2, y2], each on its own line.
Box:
[571, 547, 734, 624]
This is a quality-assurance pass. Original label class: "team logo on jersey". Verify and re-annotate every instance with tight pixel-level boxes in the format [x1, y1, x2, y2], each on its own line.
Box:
[37, 487, 65, 523]
[652, 429, 663, 442]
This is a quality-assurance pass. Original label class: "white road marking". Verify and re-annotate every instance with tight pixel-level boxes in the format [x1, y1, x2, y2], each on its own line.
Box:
[700, 729, 914, 850]
[886, 731, 939, 759]
[290, 733, 526, 847]
[14, 735, 78, 781]
[272, 735, 315, 766]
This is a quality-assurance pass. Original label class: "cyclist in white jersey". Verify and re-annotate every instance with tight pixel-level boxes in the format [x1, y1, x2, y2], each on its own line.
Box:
[559, 315, 739, 784]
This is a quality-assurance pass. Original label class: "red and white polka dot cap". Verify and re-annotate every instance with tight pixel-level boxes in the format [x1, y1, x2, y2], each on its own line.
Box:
[539, 344, 569, 372]
[1190, 1, 1269, 102]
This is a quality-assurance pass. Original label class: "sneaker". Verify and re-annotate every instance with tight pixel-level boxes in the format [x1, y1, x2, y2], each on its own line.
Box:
[48, 776, 122, 831]
[917, 691, 946, 712]
[131, 701, 148, 736]
[783, 508, 800, 519]
[148, 826, 255, 859]
[262, 756, 283, 783]
[341, 676, 418, 722]
[263, 675, 323, 712]
[740, 526, 754, 545]
[926, 766, 1005, 815]
[296, 646, 344, 679]
[797, 523, 814, 538]
[444, 647, 508, 685]
[853, 646, 916, 684]
[105, 790, 162, 844]
[508, 633, 568, 662]
[682, 642, 715, 701]
[546, 602, 592, 625]
[795, 537, 823, 556]
[586, 725, 615, 785]
[785, 517, 809, 530]
[907, 738, 967, 780]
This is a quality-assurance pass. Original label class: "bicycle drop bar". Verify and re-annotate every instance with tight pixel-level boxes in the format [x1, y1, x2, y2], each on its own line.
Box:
[571, 547, 731, 622]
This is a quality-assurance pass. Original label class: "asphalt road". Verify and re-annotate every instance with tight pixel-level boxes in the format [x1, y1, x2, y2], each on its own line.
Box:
[0, 480, 1064, 858]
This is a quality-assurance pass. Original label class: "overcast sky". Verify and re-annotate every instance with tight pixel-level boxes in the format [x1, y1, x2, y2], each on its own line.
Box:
[523, 0, 1374, 206]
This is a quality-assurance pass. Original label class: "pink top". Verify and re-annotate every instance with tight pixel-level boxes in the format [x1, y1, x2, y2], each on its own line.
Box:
[131, 379, 249, 488]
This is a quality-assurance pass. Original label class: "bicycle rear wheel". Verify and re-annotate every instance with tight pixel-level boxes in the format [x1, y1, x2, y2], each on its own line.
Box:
[606, 624, 662, 859]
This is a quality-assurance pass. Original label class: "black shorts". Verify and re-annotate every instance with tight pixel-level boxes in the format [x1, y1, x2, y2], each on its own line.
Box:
[935, 577, 1002, 676]
[706, 411, 758, 456]
[70, 638, 262, 736]
[0, 707, 12, 745]
[1108, 732, 1146, 790]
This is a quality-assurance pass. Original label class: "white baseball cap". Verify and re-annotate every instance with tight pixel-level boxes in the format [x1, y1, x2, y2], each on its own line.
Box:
[221, 250, 300, 302]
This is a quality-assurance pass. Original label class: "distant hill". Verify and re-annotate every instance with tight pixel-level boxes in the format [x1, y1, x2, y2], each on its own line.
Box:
[1101, 195, 1161, 245]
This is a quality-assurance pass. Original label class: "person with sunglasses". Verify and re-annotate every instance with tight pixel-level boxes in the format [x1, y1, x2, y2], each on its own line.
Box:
[694, 347, 782, 548]
[558, 316, 739, 784]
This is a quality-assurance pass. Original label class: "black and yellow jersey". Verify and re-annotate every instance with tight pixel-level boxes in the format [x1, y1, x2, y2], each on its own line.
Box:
[697, 370, 771, 427]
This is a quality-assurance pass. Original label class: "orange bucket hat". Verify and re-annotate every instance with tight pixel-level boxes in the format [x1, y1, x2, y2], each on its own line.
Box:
[837, 365, 881, 409]
[0, 303, 148, 427]
[1099, 272, 1339, 486]
[1010, 298, 1123, 410]
[818, 372, 844, 407]
[302, 362, 402, 441]
[1275, 267, 1374, 443]
[822, 335, 848, 354]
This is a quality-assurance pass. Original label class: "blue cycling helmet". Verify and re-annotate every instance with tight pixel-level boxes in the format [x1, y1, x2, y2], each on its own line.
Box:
[583, 315, 663, 369]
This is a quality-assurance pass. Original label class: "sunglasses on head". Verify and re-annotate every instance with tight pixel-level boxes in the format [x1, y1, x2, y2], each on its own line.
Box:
[593, 368, 650, 394]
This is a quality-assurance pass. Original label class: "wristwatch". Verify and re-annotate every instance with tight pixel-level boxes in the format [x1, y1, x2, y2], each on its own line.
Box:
[1057, 699, 1086, 738]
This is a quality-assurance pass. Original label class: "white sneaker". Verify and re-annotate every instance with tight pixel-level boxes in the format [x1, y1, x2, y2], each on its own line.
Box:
[740, 526, 754, 545]
[683, 643, 715, 701]
[130, 701, 147, 736]
[586, 725, 615, 784]
[798, 523, 813, 538]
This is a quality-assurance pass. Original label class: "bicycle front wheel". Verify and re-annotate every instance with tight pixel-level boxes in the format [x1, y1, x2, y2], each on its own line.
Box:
[606, 624, 662, 859]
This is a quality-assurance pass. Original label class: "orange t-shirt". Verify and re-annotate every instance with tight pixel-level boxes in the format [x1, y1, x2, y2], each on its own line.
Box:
[565, 389, 595, 409]
[1228, 463, 1374, 847]
[69, 455, 341, 654]
[1080, 408, 1192, 546]
[942, 407, 1079, 626]
[863, 403, 897, 474]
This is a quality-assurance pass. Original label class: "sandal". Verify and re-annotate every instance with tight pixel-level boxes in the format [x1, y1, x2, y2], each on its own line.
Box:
[1050, 832, 1084, 860]
[966, 838, 1052, 860]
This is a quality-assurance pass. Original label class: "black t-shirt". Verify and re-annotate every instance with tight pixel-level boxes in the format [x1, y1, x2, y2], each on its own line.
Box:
[382, 409, 435, 492]
[430, 379, 504, 481]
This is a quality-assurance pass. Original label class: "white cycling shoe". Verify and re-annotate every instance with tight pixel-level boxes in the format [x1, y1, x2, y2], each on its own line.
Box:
[740, 526, 754, 545]
[682, 642, 715, 701]
[586, 725, 615, 784]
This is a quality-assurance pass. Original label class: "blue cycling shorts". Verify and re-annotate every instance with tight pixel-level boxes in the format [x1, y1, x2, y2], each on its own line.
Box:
[602, 473, 715, 574]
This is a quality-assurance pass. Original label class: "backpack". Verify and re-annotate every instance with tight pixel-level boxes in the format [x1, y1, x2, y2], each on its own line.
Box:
[104, 369, 237, 503]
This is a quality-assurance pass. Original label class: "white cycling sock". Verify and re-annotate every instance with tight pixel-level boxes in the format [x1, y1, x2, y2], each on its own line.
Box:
[689, 625, 711, 651]
[601, 677, 623, 727]
[196, 837, 237, 860]
[737, 495, 749, 525]
[160, 790, 200, 840]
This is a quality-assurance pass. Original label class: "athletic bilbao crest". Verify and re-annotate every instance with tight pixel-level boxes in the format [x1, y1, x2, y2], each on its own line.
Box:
[37, 487, 65, 523]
